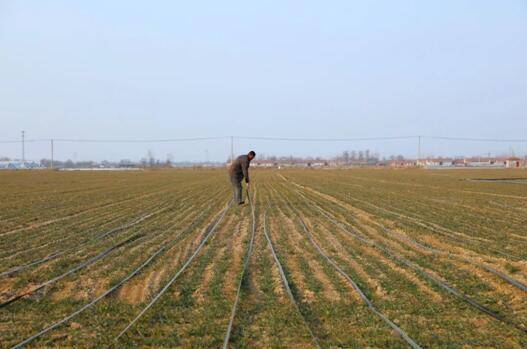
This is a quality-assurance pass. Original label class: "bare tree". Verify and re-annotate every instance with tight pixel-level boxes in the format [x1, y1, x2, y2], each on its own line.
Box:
[166, 153, 174, 167]
[147, 150, 155, 168]
[342, 151, 350, 165]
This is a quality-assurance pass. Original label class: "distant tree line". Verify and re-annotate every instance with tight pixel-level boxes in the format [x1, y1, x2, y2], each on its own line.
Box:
[257, 149, 405, 165]
[257, 154, 327, 162]
[336, 150, 380, 164]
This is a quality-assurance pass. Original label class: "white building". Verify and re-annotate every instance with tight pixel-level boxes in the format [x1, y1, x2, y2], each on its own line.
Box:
[0, 160, 41, 170]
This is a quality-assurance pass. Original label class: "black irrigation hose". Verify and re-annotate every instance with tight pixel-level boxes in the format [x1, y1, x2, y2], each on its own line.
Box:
[294, 214, 422, 349]
[283, 174, 524, 266]
[296, 187, 527, 293]
[479, 265, 527, 292]
[295, 190, 527, 335]
[0, 209, 165, 278]
[9, 246, 167, 349]
[262, 209, 321, 349]
[279, 173, 522, 261]
[342, 192, 523, 261]
[374, 225, 527, 293]
[0, 252, 63, 278]
[0, 196, 152, 239]
[9, 204, 216, 349]
[0, 233, 144, 309]
[0, 181, 192, 244]
[222, 189, 257, 349]
[375, 220, 527, 293]
[0, 197, 169, 260]
[114, 200, 232, 342]
[94, 208, 166, 240]
[1, 185, 220, 277]
[272, 183, 421, 348]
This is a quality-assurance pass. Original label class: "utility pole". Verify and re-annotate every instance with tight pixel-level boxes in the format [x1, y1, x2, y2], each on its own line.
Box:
[51, 139, 54, 169]
[230, 136, 234, 163]
[417, 135, 421, 166]
[21, 130, 25, 164]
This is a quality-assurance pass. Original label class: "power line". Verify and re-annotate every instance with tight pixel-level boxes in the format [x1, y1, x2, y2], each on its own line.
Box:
[2, 135, 527, 144]
[424, 136, 527, 143]
[0, 139, 50, 144]
[0, 137, 228, 143]
[21, 131, 25, 163]
[235, 136, 417, 142]
[239, 136, 527, 142]
[52, 137, 229, 143]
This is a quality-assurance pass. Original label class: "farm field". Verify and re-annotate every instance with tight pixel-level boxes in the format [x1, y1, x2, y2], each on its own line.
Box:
[1, 168, 526, 348]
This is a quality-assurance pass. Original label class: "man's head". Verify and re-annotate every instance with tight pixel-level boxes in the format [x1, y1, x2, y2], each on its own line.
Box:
[248, 151, 256, 161]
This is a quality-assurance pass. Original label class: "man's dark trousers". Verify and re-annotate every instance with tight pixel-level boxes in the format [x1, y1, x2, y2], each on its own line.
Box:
[230, 176, 243, 204]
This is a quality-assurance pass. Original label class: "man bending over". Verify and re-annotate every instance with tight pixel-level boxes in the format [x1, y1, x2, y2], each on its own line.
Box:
[229, 151, 256, 205]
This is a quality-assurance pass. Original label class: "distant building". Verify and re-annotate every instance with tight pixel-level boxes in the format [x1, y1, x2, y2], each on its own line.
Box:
[0, 160, 41, 170]
[389, 160, 417, 168]
[419, 156, 527, 169]
[248, 155, 525, 170]
[505, 157, 521, 168]
[424, 158, 454, 168]
[253, 160, 277, 168]
[252, 159, 329, 168]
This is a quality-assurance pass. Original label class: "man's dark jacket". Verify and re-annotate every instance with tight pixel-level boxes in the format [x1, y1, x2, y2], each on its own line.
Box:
[229, 155, 251, 183]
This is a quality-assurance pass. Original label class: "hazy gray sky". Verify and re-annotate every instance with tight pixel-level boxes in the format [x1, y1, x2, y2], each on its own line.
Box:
[1, 1, 526, 161]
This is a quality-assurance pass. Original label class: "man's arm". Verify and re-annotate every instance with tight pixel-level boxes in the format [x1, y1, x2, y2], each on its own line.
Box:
[242, 158, 250, 183]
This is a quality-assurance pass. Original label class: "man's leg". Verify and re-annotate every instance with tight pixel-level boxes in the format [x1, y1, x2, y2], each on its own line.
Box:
[231, 177, 243, 204]
[235, 180, 243, 203]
